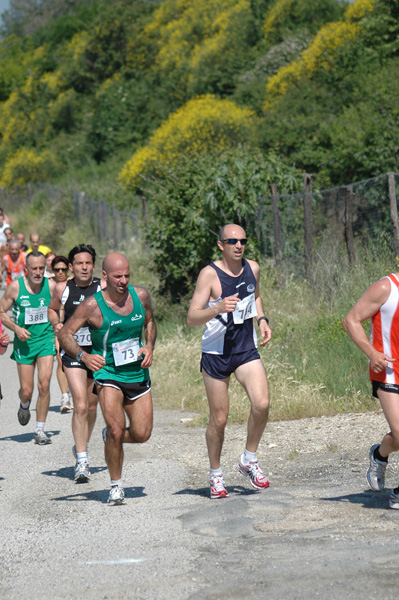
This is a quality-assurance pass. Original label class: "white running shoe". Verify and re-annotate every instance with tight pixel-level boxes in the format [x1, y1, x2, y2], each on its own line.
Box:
[74, 460, 90, 483]
[367, 444, 387, 491]
[107, 486, 126, 505]
[237, 458, 270, 490]
[60, 397, 70, 413]
[210, 474, 229, 499]
[389, 489, 399, 509]
[34, 430, 52, 445]
[66, 392, 74, 411]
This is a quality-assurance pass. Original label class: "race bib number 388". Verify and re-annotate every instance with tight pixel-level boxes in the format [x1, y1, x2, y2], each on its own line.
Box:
[232, 293, 258, 324]
[25, 306, 48, 324]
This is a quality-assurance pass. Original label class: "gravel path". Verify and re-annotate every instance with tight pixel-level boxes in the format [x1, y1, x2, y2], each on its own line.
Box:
[1, 343, 399, 600]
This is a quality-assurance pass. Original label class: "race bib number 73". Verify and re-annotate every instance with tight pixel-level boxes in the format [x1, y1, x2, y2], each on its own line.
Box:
[112, 338, 140, 366]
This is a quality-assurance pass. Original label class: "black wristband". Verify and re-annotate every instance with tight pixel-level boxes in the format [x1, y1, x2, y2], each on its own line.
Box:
[0, 342, 8, 348]
[257, 316, 269, 326]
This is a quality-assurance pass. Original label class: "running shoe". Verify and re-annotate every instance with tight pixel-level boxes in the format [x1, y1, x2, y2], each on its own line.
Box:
[74, 460, 90, 483]
[367, 444, 387, 491]
[66, 393, 74, 411]
[237, 458, 270, 490]
[34, 430, 52, 445]
[102, 426, 108, 444]
[389, 489, 399, 509]
[210, 474, 229, 499]
[18, 402, 31, 426]
[107, 485, 126, 505]
[60, 397, 70, 414]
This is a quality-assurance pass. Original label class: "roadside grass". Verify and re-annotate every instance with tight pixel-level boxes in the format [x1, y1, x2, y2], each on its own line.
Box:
[152, 236, 395, 424]
[5, 189, 396, 424]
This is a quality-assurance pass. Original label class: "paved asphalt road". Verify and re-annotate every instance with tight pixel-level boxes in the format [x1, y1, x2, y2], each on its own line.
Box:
[1, 339, 399, 600]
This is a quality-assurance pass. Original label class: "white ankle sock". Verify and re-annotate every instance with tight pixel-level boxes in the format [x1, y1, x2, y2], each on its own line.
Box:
[242, 449, 257, 465]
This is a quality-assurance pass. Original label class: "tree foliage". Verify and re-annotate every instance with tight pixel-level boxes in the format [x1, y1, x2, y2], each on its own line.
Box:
[143, 147, 302, 298]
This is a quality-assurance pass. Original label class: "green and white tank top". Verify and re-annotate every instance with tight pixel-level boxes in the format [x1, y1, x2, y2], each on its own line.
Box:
[90, 285, 148, 383]
[13, 277, 52, 338]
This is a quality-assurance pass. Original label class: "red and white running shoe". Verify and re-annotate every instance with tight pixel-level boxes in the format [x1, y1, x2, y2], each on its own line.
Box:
[237, 459, 270, 490]
[210, 474, 229, 499]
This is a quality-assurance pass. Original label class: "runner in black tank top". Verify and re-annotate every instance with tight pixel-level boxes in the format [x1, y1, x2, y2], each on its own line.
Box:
[187, 224, 272, 499]
[49, 244, 103, 483]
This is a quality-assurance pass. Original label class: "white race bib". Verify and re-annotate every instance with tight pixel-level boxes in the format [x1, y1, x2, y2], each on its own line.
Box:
[232, 293, 258, 324]
[25, 306, 48, 325]
[73, 326, 92, 346]
[112, 338, 140, 366]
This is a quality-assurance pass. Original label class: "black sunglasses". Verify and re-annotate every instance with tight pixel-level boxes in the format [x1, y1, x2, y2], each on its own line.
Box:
[54, 267, 68, 272]
[221, 238, 247, 245]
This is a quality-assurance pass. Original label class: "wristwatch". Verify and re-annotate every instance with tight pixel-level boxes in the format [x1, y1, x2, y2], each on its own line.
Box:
[76, 351, 85, 362]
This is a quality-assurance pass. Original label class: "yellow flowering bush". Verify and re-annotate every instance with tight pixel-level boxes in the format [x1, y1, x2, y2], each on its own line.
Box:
[0, 148, 59, 187]
[142, 0, 252, 84]
[264, 0, 376, 109]
[264, 0, 344, 44]
[119, 95, 257, 189]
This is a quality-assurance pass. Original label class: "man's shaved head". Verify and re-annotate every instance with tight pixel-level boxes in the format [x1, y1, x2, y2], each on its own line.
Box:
[102, 252, 129, 274]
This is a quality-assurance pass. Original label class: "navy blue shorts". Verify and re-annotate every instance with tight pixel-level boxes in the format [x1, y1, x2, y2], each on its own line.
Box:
[372, 380, 399, 399]
[200, 348, 261, 379]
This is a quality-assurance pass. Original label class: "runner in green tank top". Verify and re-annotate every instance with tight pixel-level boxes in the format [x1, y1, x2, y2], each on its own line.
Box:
[0, 251, 56, 445]
[59, 252, 157, 505]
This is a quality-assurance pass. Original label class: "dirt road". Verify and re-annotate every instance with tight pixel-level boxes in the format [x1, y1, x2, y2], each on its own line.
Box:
[1, 345, 399, 600]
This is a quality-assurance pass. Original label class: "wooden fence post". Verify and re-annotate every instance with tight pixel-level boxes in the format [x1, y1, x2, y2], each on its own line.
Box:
[270, 183, 282, 270]
[303, 173, 313, 280]
[112, 205, 118, 250]
[344, 185, 356, 264]
[388, 173, 399, 257]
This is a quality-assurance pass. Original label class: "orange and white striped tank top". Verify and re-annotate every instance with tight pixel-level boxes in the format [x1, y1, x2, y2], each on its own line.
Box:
[370, 273, 399, 383]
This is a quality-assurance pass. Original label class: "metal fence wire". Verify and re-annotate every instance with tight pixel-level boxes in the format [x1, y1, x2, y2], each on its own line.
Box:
[1, 173, 398, 277]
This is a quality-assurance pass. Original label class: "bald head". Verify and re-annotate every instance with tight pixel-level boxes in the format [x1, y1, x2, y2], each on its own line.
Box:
[219, 223, 246, 241]
[102, 252, 129, 274]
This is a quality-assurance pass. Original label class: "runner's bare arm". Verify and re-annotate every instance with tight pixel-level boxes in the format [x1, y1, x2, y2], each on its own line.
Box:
[187, 266, 239, 327]
[0, 281, 31, 341]
[343, 278, 395, 373]
[58, 297, 105, 371]
[135, 286, 156, 368]
[48, 281, 67, 333]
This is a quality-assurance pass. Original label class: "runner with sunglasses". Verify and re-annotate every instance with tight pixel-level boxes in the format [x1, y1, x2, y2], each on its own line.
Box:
[187, 223, 272, 499]
[50, 256, 70, 413]
[49, 244, 104, 483]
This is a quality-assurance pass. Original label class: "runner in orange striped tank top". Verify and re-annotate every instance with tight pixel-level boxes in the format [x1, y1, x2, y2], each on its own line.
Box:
[1, 239, 26, 286]
[343, 273, 399, 509]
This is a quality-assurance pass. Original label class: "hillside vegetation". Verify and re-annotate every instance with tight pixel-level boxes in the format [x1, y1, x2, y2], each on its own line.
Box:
[1, 0, 398, 421]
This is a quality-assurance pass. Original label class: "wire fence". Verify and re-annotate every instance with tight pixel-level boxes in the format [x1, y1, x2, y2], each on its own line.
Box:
[1, 173, 398, 278]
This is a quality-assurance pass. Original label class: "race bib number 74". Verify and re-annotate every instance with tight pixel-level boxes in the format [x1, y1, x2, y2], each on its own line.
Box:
[233, 293, 258, 324]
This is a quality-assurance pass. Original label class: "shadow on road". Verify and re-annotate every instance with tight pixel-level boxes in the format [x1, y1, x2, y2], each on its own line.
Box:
[0, 430, 61, 443]
[42, 465, 107, 480]
[321, 489, 390, 510]
[174, 484, 260, 498]
[51, 486, 146, 504]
